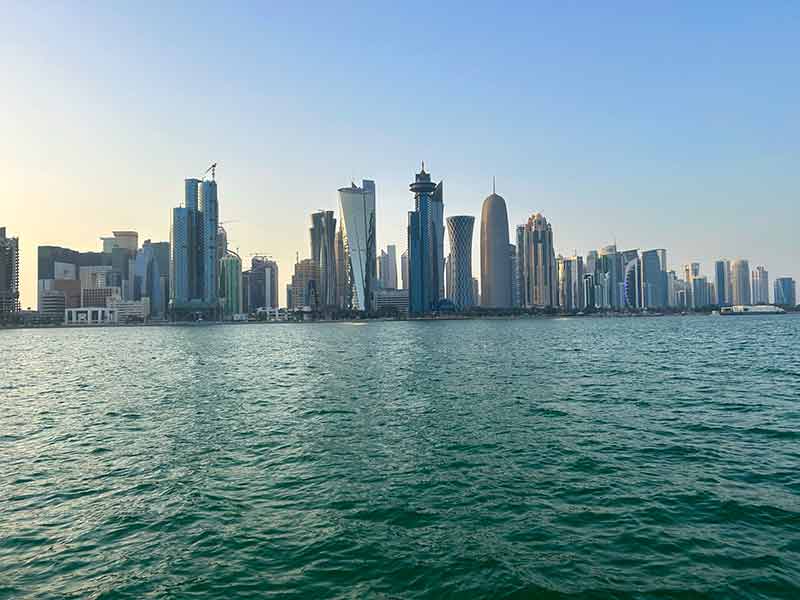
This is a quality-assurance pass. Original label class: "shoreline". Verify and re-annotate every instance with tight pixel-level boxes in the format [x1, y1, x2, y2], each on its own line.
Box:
[3, 310, 795, 330]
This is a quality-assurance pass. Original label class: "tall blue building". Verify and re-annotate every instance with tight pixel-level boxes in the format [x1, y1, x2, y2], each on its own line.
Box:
[170, 174, 219, 319]
[774, 277, 796, 307]
[407, 164, 443, 314]
[641, 249, 667, 309]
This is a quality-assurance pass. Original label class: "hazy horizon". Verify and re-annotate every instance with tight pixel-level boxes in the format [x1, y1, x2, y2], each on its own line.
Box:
[4, 2, 798, 308]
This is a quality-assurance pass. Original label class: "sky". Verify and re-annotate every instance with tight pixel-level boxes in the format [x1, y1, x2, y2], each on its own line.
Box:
[2, 1, 798, 308]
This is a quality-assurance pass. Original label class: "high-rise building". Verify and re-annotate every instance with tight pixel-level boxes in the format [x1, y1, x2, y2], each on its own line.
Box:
[641, 249, 667, 309]
[219, 251, 242, 319]
[730, 259, 752, 306]
[288, 258, 318, 310]
[408, 165, 444, 314]
[0, 227, 20, 318]
[134, 240, 169, 319]
[446, 215, 475, 310]
[216, 226, 228, 264]
[595, 245, 621, 309]
[400, 250, 409, 291]
[519, 213, 557, 308]
[480, 188, 512, 308]
[472, 278, 480, 306]
[378, 244, 398, 290]
[751, 266, 769, 305]
[334, 225, 350, 309]
[310, 210, 337, 306]
[248, 256, 279, 311]
[691, 276, 712, 308]
[774, 278, 796, 307]
[510, 244, 520, 308]
[622, 250, 642, 310]
[338, 180, 376, 312]
[558, 255, 585, 312]
[170, 175, 219, 319]
[199, 179, 219, 305]
[713, 260, 731, 306]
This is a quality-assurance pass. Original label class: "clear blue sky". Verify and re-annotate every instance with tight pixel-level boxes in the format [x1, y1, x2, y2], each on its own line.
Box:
[3, 1, 798, 307]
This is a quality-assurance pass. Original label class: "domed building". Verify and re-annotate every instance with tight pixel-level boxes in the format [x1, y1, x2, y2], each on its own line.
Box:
[480, 188, 512, 308]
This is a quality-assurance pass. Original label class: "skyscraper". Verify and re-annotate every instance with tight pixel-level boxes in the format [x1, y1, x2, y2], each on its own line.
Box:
[730, 259, 752, 306]
[199, 179, 219, 305]
[713, 260, 731, 306]
[480, 188, 512, 308]
[751, 266, 769, 304]
[558, 255, 585, 312]
[519, 213, 557, 308]
[134, 240, 169, 319]
[334, 225, 350, 309]
[338, 180, 376, 312]
[248, 256, 279, 311]
[310, 210, 337, 306]
[288, 258, 318, 310]
[595, 245, 621, 309]
[446, 215, 475, 310]
[400, 250, 409, 291]
[378, 244, 398, 290]
[170, 174, 220, 319]
[774, 278, 796, 307]
[219, 250, 242, 319]
[0, 227, 20, 318]
[622, 250, 642, 310]
[408, 165, 444, 314]
[641, 249, 667, 309]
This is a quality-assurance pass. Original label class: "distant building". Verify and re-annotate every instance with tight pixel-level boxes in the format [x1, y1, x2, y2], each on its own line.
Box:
[334, 225, 350, 309]
[82, 286, 120, 308]
[641, 249, 667, 309]
[714, 260, 731, 306]
[0, 227, 20, 318]
[774, 278, 796, 307]
[310, 210, 337, 306]
[378, 244, 398, 290]
[480, 188, 512, 308]
[594, 245, 622, 309]
[519, 213, 557, 308]
[134, 240, 169, 319]
[446, 215, 475, 310]
[288, 258, 318, 310]
[558, 255, 585, 312]
[400, 250, 409, 291]
[39, 290, 66, 323]
[472, 278, 480, 307]
[751, 266, 769, 305]
[373, 289, 409, 314]
[338, 180, 376, 312]
[170, 175, 220, 319]
[107, 297, 150, 322]
[408, 165, 444, 314]
[219, 251, 243, 319]
[248, 256, 279, 311]
[622, 250, 642, 310]
[730, 259, 752, 306]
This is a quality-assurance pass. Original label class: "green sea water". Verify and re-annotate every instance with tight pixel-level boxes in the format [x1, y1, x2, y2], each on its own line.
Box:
[2, 316, 799, 599]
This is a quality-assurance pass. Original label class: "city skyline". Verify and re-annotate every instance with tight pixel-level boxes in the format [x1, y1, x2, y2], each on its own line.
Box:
[6, 163, 798, 312]
[4, 3, 799, 308]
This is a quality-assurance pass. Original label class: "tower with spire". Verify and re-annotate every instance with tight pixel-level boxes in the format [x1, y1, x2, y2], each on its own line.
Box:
[407, 162, 444, 314]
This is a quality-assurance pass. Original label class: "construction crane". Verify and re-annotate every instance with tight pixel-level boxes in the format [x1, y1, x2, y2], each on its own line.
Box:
[203, 162, 217, 181]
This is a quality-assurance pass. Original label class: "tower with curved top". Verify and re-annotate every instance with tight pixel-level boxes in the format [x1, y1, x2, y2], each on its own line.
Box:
[480, 189, 511, 308]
